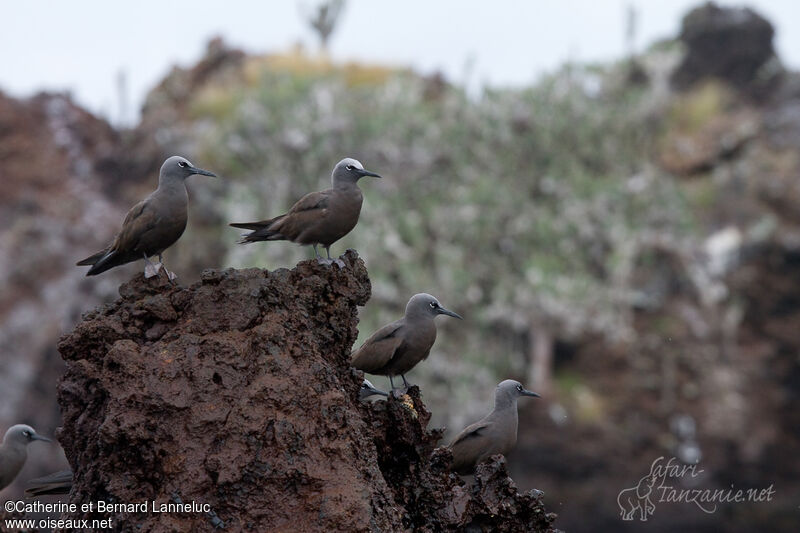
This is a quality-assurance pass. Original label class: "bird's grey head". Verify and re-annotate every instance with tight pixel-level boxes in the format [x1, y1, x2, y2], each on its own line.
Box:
[405, 293, 463, 320]
[159, 156, 217, 184]
[3, 425, 52, 447]
[359, 379, 388, 402]
[495, 379, 541, 408]
[331, 158, 382, 187]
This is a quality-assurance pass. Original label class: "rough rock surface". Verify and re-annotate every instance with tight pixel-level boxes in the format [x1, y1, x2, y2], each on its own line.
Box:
[671, 2, 782, 98]
[55, 251, 556, 532]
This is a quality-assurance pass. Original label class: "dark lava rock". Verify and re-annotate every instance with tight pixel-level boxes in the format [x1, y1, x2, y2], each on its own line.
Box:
[54, 251, 556, 532]
[671, 2, 782, 99]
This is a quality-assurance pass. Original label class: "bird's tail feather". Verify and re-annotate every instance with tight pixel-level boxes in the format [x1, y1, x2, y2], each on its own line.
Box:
[76, 249, 108, 266]
[236, 230, 287, 244]
[229, 222, 269, 231]
[25, 470, 73, 497]
[85, 250, 119, 276]
[230, 216, 285, 244]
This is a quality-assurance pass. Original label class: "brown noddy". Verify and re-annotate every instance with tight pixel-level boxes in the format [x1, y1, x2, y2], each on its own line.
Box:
[0, 425, 52, 491]
[25, 469, 73, 497]
[230, 158, 381, 262]
[359, 379, 389, 402]
[351, 293, 462, 392]
[448, 379, 540, 475]
[76, 156, 217, 279]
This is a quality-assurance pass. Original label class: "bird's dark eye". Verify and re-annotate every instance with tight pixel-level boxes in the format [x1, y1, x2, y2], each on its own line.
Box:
[178, 161, 188, 168]
[429, 302, 437, 309]
[22, 431, 30, 438]
[517, 385, 523, 391]
[346, 165, 355, 171]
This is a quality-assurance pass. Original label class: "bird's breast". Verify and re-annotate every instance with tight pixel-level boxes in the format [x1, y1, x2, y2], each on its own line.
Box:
[315, 191, 363, 243]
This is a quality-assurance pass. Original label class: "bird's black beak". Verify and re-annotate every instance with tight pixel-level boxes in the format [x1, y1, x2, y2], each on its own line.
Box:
[189, 166, 218, 178]
[357, 169, 382, 179]
[437, 306, 463, 320]
[31, 434, 52, 443]
[520, 389, 541, 398]
[360, 382, 389, 400]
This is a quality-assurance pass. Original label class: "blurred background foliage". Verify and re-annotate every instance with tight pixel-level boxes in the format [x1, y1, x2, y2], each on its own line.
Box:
[182, 48, 699, 430]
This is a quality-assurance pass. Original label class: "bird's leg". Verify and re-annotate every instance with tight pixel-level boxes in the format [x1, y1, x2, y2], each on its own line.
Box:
[389, 376, 407, 398]
[143, 253, 160, 278]
[326, 245, 345, 267]
[315, 244, 333, 265]
[158, 253, 178, 283]
[401, 374, 411, 392]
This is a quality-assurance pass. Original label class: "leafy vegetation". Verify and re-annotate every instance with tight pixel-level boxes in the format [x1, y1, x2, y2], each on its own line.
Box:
[180, 51, 702, 424]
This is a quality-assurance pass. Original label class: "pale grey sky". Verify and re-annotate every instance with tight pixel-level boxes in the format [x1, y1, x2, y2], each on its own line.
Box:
[1, 1, 798, 124]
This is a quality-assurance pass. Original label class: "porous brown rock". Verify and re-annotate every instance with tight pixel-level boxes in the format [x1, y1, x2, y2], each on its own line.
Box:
[54, 251, 556, 532]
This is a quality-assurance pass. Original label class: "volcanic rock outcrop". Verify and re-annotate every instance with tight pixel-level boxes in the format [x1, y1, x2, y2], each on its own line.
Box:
[671, 2, 782, 98]
[54, 251, 556, 532]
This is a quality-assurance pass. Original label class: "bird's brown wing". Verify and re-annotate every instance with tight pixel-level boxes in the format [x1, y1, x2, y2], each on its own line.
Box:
[111, 198, 158, 253]
[287, 189, 331, 214]
[269, 189, 332, 241]
[449, 419, 490, 448]
[351, 320, 405, 373]
[449, 418, 492, 474]
[77, 200, 152, 266]
[230, 189, 331, 230]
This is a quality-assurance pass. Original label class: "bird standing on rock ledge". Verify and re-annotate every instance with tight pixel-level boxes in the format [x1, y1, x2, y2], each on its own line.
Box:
[351, 293, 462, 393]
[230, 157, 381, 264]
[448, 380, 540, 475]
[77, 156, 217, 280]
[0, 425, 52, 491]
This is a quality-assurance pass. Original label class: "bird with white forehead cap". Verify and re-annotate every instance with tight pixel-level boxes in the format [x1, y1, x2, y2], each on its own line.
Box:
[0, 424, 52, 491]
[230, 158, 381, 263]
[351, 293, 462, 394]
[448, 379, 541, 475]
[77, 156, 217, 280]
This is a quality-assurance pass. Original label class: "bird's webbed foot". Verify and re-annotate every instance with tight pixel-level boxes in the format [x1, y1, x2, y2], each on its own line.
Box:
[144, 261, 161, 278]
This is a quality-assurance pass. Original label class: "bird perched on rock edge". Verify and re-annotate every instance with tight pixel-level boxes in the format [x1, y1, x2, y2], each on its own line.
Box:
[230, 158, 381, 263]
[351, 293, 462, 393]
[77, 155, 217, 280]
[448, 379, 540, 475]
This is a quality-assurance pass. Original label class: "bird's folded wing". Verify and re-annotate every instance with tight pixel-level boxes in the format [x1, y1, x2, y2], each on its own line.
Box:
[351, 322, 404, 372]
[112, 199, 157, 252]
[450, 420, 490, 447]
[288, 189, 331, 214]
